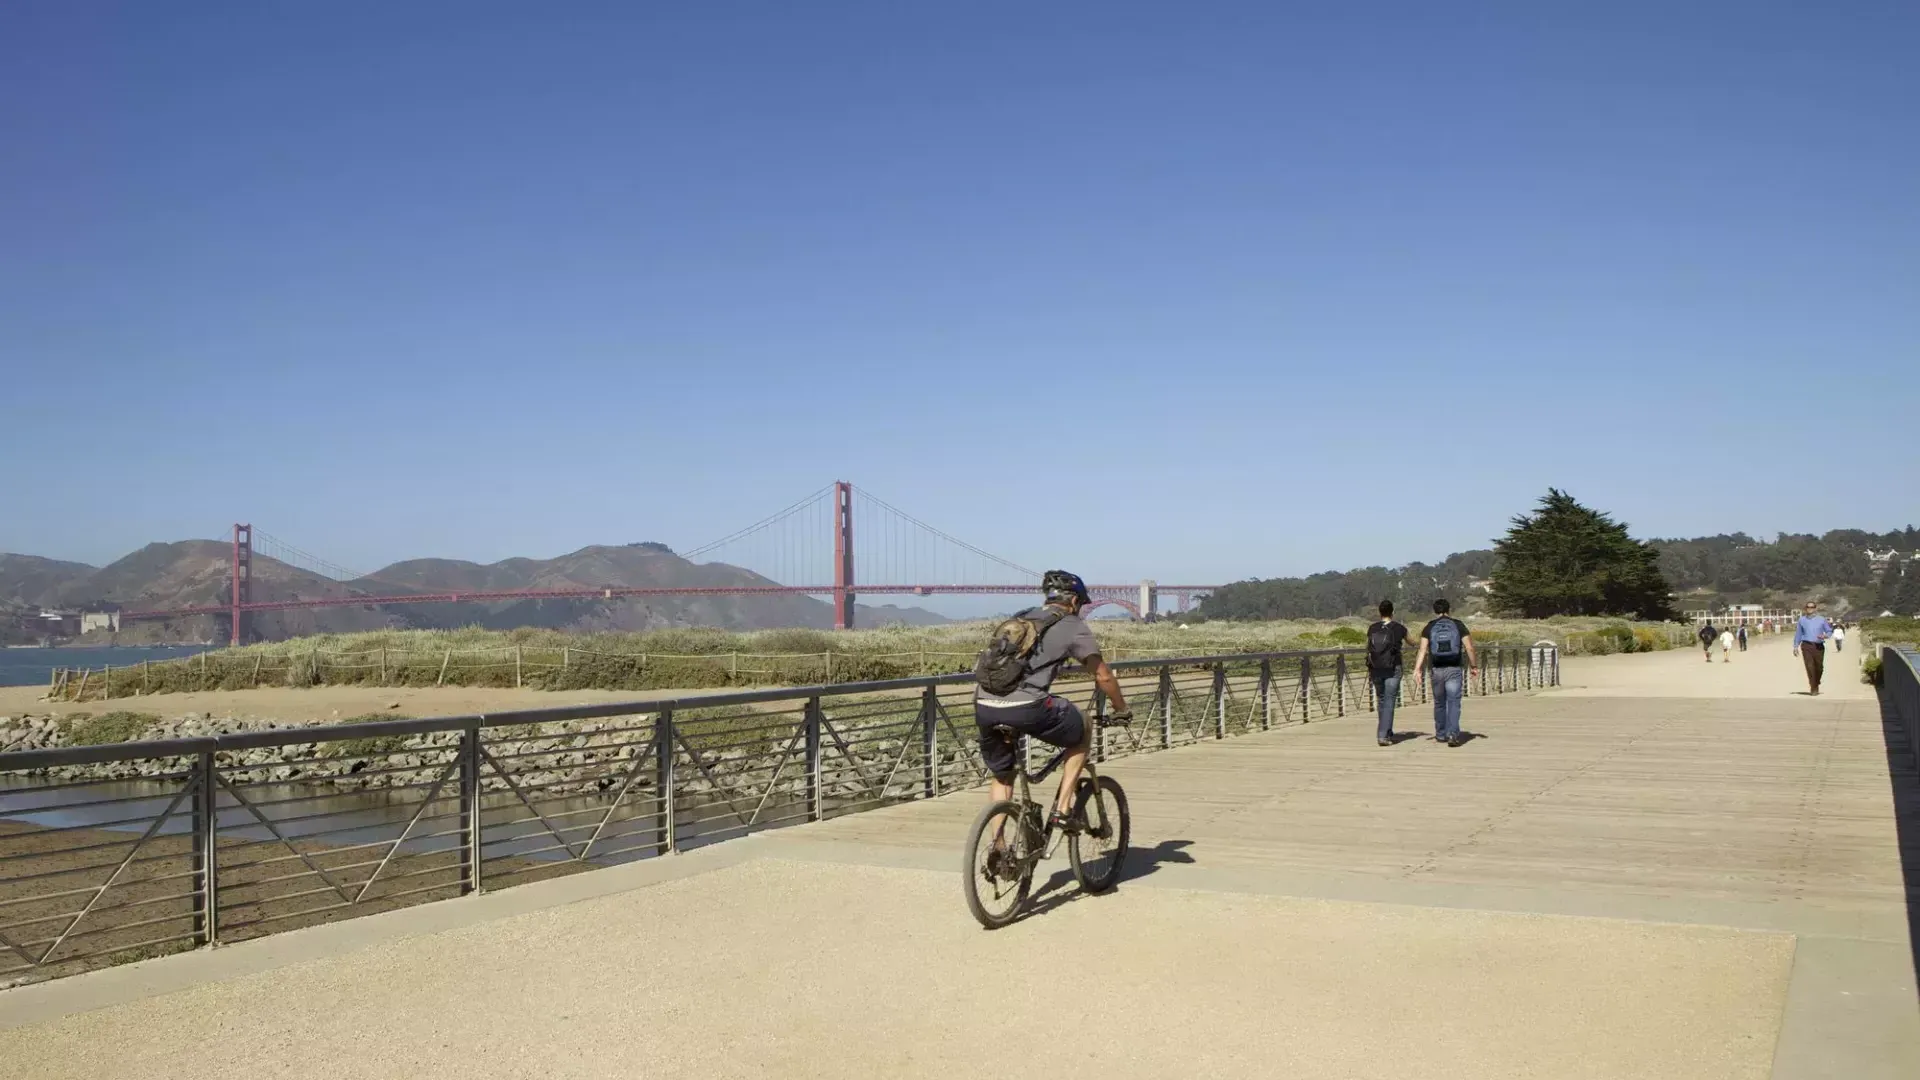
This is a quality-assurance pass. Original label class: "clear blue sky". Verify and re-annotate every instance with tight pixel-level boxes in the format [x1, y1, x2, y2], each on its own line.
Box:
[3, 1, 1915, 589]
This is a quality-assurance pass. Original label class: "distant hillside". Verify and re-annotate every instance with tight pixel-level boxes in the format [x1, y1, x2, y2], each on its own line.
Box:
[0, 554, 97, 607]
[2, 540, 946, 642]
[1192, 525, 1919, 622]
[348, 543, 947, 633]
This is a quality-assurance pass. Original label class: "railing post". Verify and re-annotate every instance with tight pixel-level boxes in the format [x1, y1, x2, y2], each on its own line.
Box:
[920, 686, 938, 799]
[1212, 663, 1227, 739]
[1092, 691, 1107, 763]
[1158, 666, 1174, 749]
[1335, 654, 1348, 716]
[655, 709, 676, 854]
[1299, 656, 1311, 721]
[458, 719, 481, 894]
[806, 696, 824, 820]
[191, 749, 218, 946]
[1257, 659, 1272, 731]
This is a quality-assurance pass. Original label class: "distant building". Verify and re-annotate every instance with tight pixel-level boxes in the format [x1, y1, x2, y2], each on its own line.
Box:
[34, 609, 81, 637]
[80, 611, 121, 634]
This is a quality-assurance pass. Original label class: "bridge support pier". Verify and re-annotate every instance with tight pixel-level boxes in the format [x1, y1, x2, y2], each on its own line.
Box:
[832, 482, 855, 630]
[230, 524, 251, 647]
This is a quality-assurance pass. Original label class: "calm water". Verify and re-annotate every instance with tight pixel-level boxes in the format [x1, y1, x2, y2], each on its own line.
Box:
[0, 645, 217, 689]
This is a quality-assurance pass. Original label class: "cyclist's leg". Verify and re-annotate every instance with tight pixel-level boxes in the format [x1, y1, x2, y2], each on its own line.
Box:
[1032, 697, 1090, 818]
[973, 703, 1024, 804]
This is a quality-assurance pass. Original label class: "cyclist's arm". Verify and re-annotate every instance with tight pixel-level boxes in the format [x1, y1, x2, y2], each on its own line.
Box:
[1081, 653, 1131, 715]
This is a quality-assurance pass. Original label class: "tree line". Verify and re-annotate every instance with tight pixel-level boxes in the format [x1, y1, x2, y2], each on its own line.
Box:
[1191, 491, 1916, 622]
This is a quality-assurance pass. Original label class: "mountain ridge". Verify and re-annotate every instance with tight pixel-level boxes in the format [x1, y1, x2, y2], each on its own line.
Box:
[0, 541, 948, 641]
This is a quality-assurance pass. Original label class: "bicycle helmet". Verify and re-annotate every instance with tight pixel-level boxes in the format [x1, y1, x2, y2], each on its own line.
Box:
[1042, 569, 1091, 606]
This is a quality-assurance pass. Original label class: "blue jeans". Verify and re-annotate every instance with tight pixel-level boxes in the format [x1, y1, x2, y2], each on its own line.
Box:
[1370, 670, 1400, 740]
[1430, 666, 1465, 740]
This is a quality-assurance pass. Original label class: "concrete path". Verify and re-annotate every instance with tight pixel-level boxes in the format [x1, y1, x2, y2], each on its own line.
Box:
[2, 646, 1915, 1079]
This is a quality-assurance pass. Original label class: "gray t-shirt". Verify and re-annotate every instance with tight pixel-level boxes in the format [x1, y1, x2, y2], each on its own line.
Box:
[977, 609, 1102, 704]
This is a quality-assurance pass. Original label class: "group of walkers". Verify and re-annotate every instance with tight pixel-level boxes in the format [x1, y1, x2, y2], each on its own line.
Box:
[1697, 603, 1848, 695]
[1363, 599, 1477, 747]
[1696, 621, 1750, 661]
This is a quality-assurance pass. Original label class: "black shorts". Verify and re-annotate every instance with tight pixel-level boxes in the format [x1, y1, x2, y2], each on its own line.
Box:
[974, 696, 1087, 780]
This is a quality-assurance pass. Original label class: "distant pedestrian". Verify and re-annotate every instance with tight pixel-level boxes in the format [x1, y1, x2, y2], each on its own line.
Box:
[1791, 600, 1833, 696]
[1698, 621, 1717, 662]
[1831, 624, 1847, 653]
[1411, 598, 1477, 747]
[1737, 625, 1748, 651]
[1364, 599, 1411, 746]
[1718, 628, 1734, 662]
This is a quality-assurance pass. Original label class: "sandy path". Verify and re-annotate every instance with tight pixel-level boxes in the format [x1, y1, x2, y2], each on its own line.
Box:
[0, 683, 742, 723]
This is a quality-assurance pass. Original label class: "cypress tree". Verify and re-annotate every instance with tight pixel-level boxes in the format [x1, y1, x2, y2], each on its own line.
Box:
[1489, 490, 1677, 620]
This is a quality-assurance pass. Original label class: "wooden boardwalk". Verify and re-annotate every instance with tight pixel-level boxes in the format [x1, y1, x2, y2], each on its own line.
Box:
[3, 645, 1915, 1079]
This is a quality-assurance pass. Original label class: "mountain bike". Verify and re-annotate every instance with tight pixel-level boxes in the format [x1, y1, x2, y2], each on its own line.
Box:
[962, 724, 1130, 929]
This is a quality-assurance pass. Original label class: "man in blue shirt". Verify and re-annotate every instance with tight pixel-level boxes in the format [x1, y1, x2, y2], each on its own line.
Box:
[1791, 600, 1834, 696]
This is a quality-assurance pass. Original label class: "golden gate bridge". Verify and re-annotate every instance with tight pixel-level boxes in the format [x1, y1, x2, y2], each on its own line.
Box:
[115, 483, 1217, 643]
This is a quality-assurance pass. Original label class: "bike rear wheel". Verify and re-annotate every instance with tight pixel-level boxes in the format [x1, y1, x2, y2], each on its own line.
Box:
[963, 800, 1035, 929]
[1068, 775, 1129, 893]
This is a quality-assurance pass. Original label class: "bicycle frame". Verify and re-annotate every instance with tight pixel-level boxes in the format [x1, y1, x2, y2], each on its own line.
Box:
[999, 733, 1098, 860]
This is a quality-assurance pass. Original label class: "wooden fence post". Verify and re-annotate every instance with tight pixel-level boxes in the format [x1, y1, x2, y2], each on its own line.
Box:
[515, 645, 523, 688]
[437, 650, 452, 687]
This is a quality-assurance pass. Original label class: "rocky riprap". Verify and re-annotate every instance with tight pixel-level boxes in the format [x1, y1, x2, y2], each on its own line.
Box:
[0, 711, 673, 795]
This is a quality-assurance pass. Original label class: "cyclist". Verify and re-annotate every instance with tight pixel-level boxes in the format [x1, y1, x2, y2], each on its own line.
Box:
[974, 570, 1133, 830]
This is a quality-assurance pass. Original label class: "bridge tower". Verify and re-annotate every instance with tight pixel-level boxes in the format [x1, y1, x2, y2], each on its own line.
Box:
[230, 524, 252, 646]
[832, 482, 855, 630]
[1139, 579, 1159, 621]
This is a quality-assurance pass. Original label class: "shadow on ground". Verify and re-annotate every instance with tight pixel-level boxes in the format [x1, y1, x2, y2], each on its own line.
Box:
[1022, 839, 1197, 920]
[1875, 686, 1920, 1005]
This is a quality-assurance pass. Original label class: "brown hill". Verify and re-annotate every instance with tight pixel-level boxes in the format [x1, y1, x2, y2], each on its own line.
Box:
[51, 541, 396, 642]
[353, 543, 946, 632]
[11, 540, 944, 642]
[0, 554, 98, 607]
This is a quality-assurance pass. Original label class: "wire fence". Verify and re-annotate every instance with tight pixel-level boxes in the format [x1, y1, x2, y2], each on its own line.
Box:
[45, 643, 1351, 703]
[46, 629, 1669, 704]
[2, 644, 1558, 984]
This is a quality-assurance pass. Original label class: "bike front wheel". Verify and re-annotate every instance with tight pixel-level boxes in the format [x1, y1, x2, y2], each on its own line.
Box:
[963, 800, 1036, 929]
[1069, 776, 1129, 893]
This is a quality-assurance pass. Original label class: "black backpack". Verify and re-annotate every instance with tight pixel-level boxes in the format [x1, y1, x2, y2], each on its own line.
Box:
[1366, 621, 1401, 671]
[974, 606, 1069, 697]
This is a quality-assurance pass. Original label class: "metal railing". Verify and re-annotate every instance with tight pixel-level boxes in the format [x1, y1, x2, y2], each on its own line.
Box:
[1878, 644, 1920, 762]
[0, 644, 1556, 983]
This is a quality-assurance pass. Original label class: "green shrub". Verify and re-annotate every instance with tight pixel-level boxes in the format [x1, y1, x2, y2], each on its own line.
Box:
[1864, 617, 1920, 647]
[1861, 656, 1883, 687]
[750, 628, 836, 655]
[62, 711, 160, 746]
[1326, 627, 1366, 646]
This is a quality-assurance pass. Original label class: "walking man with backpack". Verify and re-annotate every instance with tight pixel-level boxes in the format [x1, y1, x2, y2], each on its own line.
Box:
[974, 570, 1134, 829]
[1411, 599, 1478, 747]
[1365, 600, 1411, 746]
[1698, 621, 1718, 662]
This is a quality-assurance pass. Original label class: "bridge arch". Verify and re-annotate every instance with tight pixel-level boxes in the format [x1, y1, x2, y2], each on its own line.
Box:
[1083, 597, 1141, 618]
